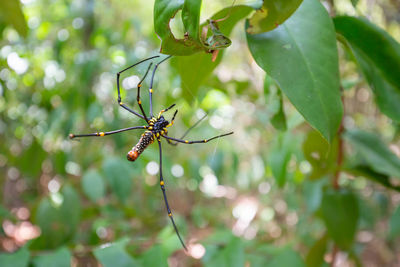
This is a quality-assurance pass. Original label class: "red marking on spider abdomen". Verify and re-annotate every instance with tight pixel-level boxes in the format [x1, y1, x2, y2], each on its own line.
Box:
[127, 131, 154, 162]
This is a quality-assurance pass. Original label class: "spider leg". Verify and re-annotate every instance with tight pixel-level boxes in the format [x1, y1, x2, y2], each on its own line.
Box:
[157, 103, 176, 119]
[149, 55, 172, 118]
[162, 131, 233, 144]
[157, 139, 187, 251]
[166, 114, 207, 146]
[136, 62, 153, 121]
[116, 56, 159, 121]
[69, 126, 147, 139]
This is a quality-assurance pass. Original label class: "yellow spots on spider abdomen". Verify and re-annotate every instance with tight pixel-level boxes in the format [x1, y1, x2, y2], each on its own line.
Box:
[100, 132, 105, 136]
[185, 140, 189, 143]
[168, 212, 172, 217]
[160, 181, 164, 186]
[149, 89, 153, 93]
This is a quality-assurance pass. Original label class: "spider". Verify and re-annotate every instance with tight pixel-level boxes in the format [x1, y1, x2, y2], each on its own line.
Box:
[69, 55, 233, 251]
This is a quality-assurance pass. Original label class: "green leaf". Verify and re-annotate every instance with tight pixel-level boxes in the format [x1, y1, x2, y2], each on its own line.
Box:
[0, 0, 28, 37]
[353, 46, 400, 121]
[247, 0, 303, 34]
[203, 237, 245, 267]
[267, 247, 305, 267]
[334, 17, 400, 121]
[343, 164, 400, 192]
[32, 185, 81, 249]
[350, 0, 359, 8]
[268, 132, 294, 187]
[32, 247, 71, 267]
[321, 190, 359, 250]
[389, 205, 400, 239]
[247, 0, 343, 142]
[305, 234, 328, 267]
[0, 247, 30, 267]
[270, 88, 287, 131]
[334, 16, 400, 91]
[154, 0, 203, 55]
[302, 130, 338, 179]
[173, 5, 254, 102]
[102, 157, 133, 202]
[182, 0, 201, 43]
[82, 169, 106, 202]
[141, 245, 168, 267]
[344, 129, 400, 179]
[94, 238, 139, 267]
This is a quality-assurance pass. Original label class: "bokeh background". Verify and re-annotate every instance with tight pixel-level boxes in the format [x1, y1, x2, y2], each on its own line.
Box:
[1, 0, 400, 266]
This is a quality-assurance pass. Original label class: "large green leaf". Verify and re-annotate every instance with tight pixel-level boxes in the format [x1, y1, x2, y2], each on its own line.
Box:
[344, 129, 400, 179]
[154, 0, 203, 55]
[247, 0, 343, 142]
[94, 238, 139, 267]
[247, 0, 303, 34]
[334, 16, 400, 90]
[0, 0, 28, 37]
[102, 157, 133, 202]
[0, 247, 30, 267]
[32, 247, 71, 267]
[173, 5, 254, 102]
[321, 190, 359, 250]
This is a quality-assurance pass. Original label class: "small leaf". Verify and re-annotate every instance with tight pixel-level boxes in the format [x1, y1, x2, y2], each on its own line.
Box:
[344, 129, 400, 179]
[302, 130, 338, 179]
[334, 16, 400, 90]
[350, 0, 359, 8]
[247, 0, 303, 34]
[82, 169, 106, 202]
[32, 185, 81, 249]
[267, 247, 305, 267]
[270, 88, 287, 131]
[247, 0, 343, 142]
[321, 190, 359, 250]
[389, 205, 400, 239]
[0, 0, 28, 37]
[32, 247, 71, 267]
[305, 234, 328, 267]
[203, 237, 245, 267]
[268, 132, 294, 187]
[102, 157, 133, 202]
[141, 245, 168, 267]
[0, 247, 30, 267]
[94, 238, 139, 267]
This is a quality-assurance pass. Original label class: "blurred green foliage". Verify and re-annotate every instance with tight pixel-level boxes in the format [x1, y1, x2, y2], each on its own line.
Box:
[1, 0, 400, 266]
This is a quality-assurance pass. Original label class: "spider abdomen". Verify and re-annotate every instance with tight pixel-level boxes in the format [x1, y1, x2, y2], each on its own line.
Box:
[127, 131, 154, 161]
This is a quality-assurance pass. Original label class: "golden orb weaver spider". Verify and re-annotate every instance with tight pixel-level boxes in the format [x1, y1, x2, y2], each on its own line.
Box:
[69, 55, 233, 251]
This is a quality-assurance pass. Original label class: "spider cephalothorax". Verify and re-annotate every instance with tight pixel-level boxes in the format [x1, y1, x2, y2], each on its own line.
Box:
[69, 55, 233, 251]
